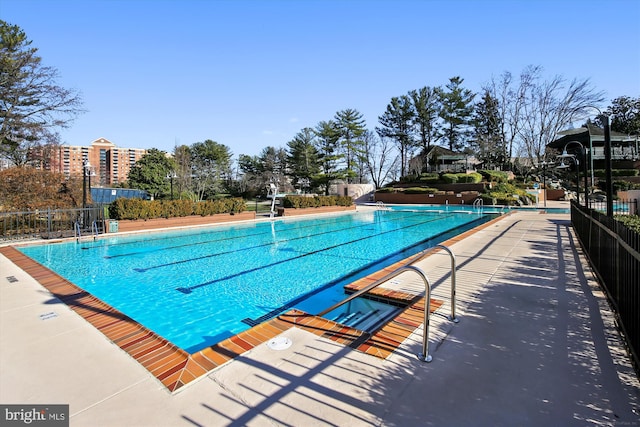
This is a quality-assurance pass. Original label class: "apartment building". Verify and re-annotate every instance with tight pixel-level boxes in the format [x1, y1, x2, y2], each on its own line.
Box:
[45, 138, 147, 186]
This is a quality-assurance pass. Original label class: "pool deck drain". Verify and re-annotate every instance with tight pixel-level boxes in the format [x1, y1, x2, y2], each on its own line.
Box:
[0, 211, 503, 393]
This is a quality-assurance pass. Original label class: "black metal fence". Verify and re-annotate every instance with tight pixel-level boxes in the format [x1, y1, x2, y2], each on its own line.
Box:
[571, 200, 639, 375]
[0, 207, 106, 241]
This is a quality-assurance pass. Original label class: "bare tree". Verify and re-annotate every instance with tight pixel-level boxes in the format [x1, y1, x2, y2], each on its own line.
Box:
[361, 130, 398, 189]
[483, 70, 527, 169]
[516, 66, 605, 164]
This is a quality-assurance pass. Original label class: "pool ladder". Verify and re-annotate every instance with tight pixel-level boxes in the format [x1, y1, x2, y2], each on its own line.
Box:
[74, 220, 100, 243]
[317, 244, 457, 362]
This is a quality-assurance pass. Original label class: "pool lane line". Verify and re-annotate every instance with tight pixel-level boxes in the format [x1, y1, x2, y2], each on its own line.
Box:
[132, 213, 448, 273]
[241, 215, 491, 326]
[87, 209, 437, 256]
[174, 213, 458, 294]
[85, 210, 371, 252]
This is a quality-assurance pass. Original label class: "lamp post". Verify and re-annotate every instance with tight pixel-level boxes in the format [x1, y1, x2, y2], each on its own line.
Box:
[540, 160, 549, 208]
[557, 141, 588, 208]
[166, 171, 177, 200]
[82, 159, 91, 210]
[600, 114, 614, 216]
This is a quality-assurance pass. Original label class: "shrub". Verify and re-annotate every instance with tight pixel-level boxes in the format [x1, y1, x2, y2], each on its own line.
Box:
[457, 172, 483, 183]
[480, 170, 510, 183]
[109, 197, 246, 220]
[375, 187, 396, 193]
[418, 173, 440, 184]
[404, 187, 438, 194]
[441, 173, 458, 184]
[616, 214, 640, 233]
[282, 195, 353, 208]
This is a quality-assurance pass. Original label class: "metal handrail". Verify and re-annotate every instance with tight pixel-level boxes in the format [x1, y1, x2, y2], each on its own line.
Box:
[318, 264, 434, 362]
[406, 244, 458, 322]
[91, 220, 99, 241]
[317, 244, 458, 362]
[74, 222, 81, 243]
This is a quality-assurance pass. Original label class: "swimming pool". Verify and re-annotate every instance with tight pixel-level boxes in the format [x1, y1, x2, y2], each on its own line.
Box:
[18, 208, 495, 352]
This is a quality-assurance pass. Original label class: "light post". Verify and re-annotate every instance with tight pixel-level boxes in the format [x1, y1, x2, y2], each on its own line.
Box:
[600, 114, 614, 216]
[540, 160, 550, 208]
[166, 171, 177, 200]
[82, 159, 92, 210]
[556, 141, 588, 208]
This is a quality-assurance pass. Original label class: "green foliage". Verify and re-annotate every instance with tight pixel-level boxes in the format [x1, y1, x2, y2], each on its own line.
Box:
[282, 195, 353, 209]
[484, 182, 533, 206]
[375, 187, 396, 193]
[109, 197, 246, 220]
[438, 76, 475, 151]
[126, 148, 176, 199]
[403, 187, 438, 194]
[615, 214, 640, 233]
[441, 173, 458, 184]
[479, 170, 510, 183]
[601, 96, 640, 135]
[457, 172, 483, 183]
[0, 21, 84, 167]
[418, 173, 440, 184]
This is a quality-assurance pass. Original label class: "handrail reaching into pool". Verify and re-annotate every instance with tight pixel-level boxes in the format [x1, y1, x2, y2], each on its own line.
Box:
[406, 244, 458, 323]
[91, 220, 99, 241]
[74, 221, 81, 243]
[317, 264, 435, 362]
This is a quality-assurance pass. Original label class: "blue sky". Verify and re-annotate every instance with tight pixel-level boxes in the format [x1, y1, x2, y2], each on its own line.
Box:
[2, 0, 639, 157]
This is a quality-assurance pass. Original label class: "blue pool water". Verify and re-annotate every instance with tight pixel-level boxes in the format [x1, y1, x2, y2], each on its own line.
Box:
[18, 209, 495, 352]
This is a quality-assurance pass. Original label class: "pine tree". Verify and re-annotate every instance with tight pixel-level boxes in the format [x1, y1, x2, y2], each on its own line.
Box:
[473, 91, 506, 169]
[438, 76, 475, 152]
[376, 95, 416, 177]
[334, 109, 366, 183]
[0, 20, 84, 166]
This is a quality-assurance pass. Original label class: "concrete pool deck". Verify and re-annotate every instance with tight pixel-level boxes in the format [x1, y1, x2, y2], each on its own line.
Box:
[1, 202, 639, 426]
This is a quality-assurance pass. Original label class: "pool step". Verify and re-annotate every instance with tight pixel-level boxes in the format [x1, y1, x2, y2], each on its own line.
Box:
[331, 308, 391, 332]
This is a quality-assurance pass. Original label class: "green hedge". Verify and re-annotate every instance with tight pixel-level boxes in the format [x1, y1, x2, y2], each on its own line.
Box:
[375, 187, 396, 193]
[403, 187, 438, 194]
[480, 170, 510, 183]
[109, 198, 246, 220]
[616, 214, 640, 233]
[282, 195, 353, 209]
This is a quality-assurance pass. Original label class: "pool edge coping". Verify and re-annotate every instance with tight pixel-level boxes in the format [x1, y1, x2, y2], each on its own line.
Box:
[0, 210, 510, 393]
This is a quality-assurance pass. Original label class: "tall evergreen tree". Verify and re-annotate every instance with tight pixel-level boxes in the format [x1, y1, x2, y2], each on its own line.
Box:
[438, 76, 476, 152]
[334, 108, 366, 183]
[473, 91, 506, 170]
[0, 20, 84, 166]
[314, 120, 344, 195]
[600, 96, 640, 135]
[258, 146, 289, 192]
[409, 86, 440, 154]
[376, 95, 416, 177]
[286, 127, 320, 193]
[172, 144, 192, 198]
